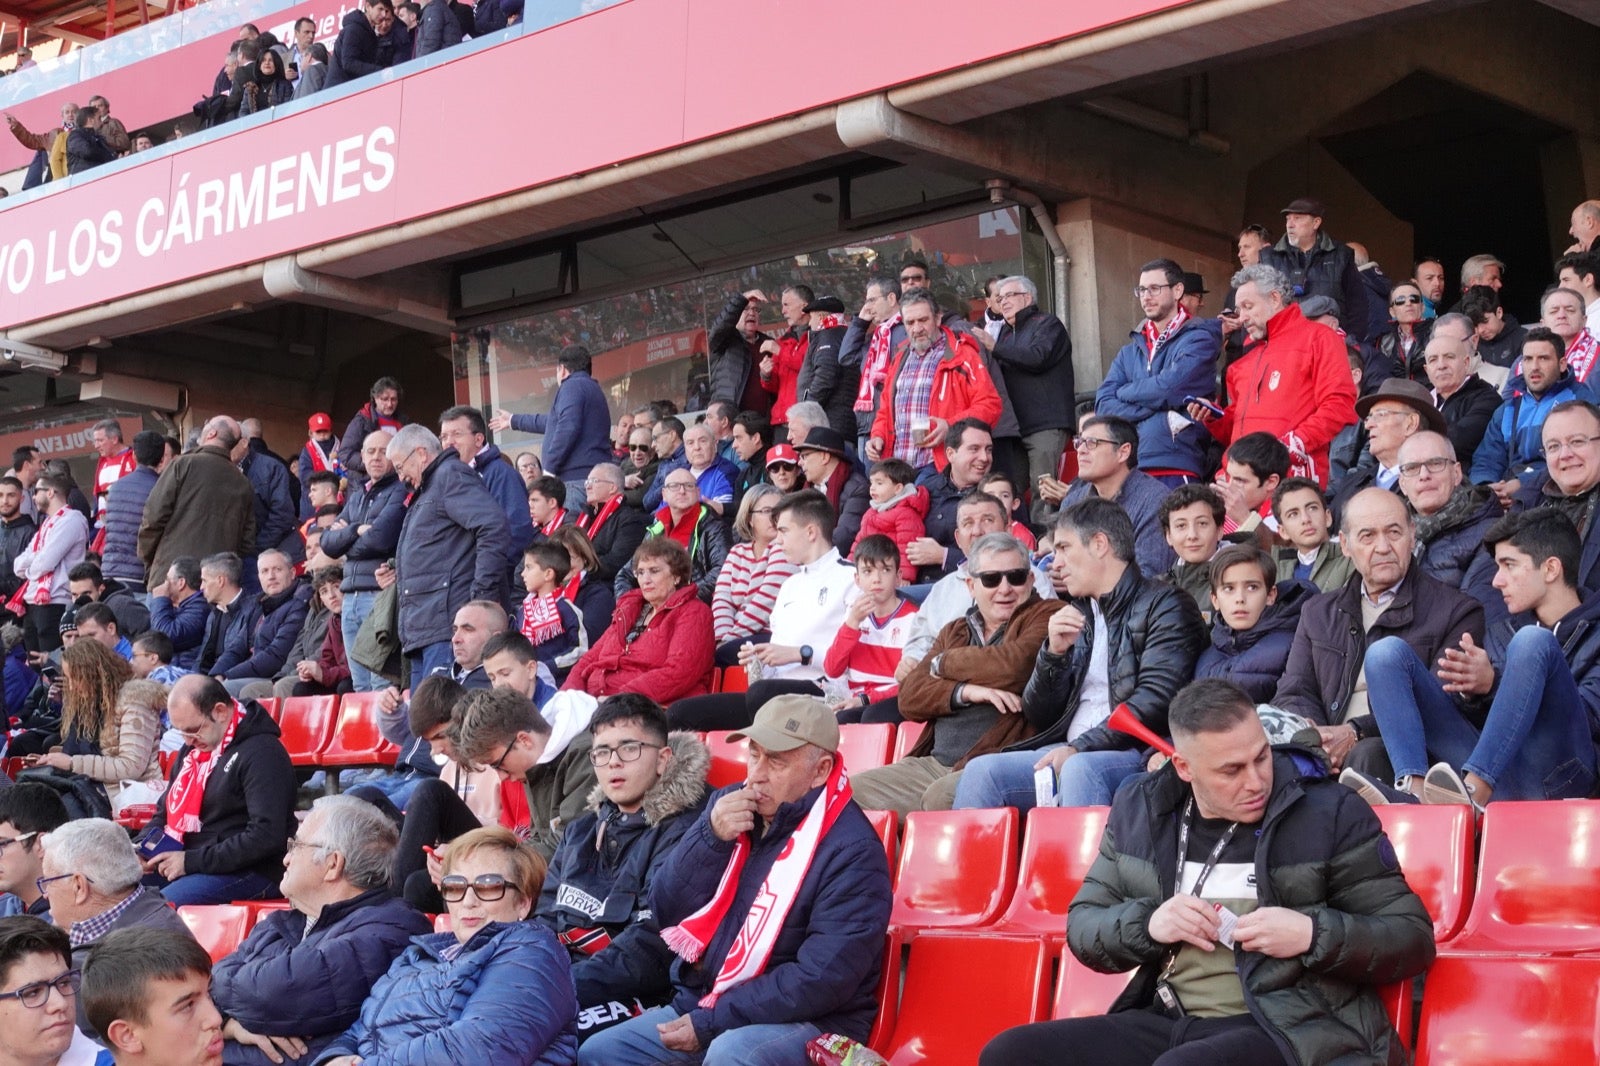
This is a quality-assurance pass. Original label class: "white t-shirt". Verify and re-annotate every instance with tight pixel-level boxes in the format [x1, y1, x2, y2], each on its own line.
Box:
[1065, 600, 1111, 743]
[768, 548, 857, 681]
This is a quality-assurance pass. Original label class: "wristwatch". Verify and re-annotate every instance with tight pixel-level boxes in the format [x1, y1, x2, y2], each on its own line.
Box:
[799, 645, 814, 666]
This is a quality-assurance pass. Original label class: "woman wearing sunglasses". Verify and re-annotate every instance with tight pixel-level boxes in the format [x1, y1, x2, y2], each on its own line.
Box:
[1376, 281, 1433, 386]
[316, 828, 578, 1066]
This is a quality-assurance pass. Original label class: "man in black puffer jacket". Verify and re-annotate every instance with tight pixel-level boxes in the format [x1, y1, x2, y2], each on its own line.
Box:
[794, 296, 859, 440]
[1257, 197, 1370, 341]
[982, 678, 1435, 1066]
[707, 291, 773, 418]
[326, 0, 386, 86]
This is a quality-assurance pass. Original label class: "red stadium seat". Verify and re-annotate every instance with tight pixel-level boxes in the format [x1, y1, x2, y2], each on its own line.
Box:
[2, 756, 26, 779]
[890, 808, 1018, 937]
[984, 806, 1109, 942]
[237, 900, 292, 929]
[865, 808, 898, 876]
[158, 750, 179, 775]
[277, 695, 339, 766]
[256, 697, 281, 721]
[866, 933, 899, 1052]
[1373, 804, 1474, 944]
[720, 667, 748, 694]
[433, 913, 452, 933]
[178, 905, 252, 962]
[318, 692, 400, 769]
[877, 933, 1049, 1064]
[1446, 800, 1600, 954]
[1416, 955, 1600, 1065]
[703, 731, 747, 789]
[838, 723, 894, 775]
[891, 721, 926, 763]
[1052, 944, 1136, 1019]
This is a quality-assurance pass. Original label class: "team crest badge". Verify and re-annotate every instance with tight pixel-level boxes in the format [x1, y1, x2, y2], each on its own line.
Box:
[1268, 370, 1281, 391]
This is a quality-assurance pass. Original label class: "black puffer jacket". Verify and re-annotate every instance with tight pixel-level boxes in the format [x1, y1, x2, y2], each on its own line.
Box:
[991, 303, 1074, 436]
[1196, 580, 1317, 703]
[326, 8, 381, 87]
[414, 0, 462, 56]
[1017, 566, 1205, 752]
[1273, 568, 1485, 734]
[795, 323, 859, 439]
[707, 293, 770, 414]
[1069, 753, 1434, 1066]
[1258, 230, 1371, 341]
[1437, 375, 1503, 471]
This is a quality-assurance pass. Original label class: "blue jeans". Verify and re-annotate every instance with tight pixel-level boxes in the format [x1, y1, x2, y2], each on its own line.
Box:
[406, 641, 454, 687]
[577, 1006, 820, 1066]
[1365, 632, 1599, 799]
[342, 590, 381, 692]
[144, 870, 278, 906]
[564, 479, 588, 518]
[953, 745, 1147, 810]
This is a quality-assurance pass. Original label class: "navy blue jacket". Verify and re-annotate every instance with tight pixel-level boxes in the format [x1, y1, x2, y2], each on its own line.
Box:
[200, 593, 263, 676]
[224, 587, 311, 681]
[652, 785, 892, 1046]
[319, 472, 408, 594]
[326, 8, 381, 86]
[1096, 317, 1220, 476]
[394, 450, 512, 653]
[101, 465, 158, 584]
[1417, 488, 1502, 621]
[1062, 471, 1176, 579]
[213, 889, 432, 1066]
[414, 0, 462, 56]
[1197, 580, 1316, 703]
[508, 370, 613, 482]
[337, 402, 408, 479]
[241, 449, 297, 556]
[151, 590, 210, 670]
[991, 304, 1075, 436]
[316, 922, 578, 1066]
[1486, 592, 1600, 746]
[569, 573, 614, 656]
[469, 445, 534, 567]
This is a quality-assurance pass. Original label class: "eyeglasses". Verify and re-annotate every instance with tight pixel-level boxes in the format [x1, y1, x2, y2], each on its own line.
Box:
[1397, 457, 1456, 478]
[0, 832, 37, 854]
[1541, 435, 1600, 457]
[998, 290, 1030, 301]
[35, 873, 90, 896]
[487, 740, 518, 772]
[0, 969, 79, 1009]
[750, 507, 776, 516]
[1365, 409, 1415, 422]
[584, 478, 617, 487]
[588, 740, 665, 766]
[285, 838, 330, 855]
[971, 568, 1031, 589]
[438, 874, 516, 903]
[663, 482, 697, 493]
[1133, 284, 1172, 298]
[1391, 295, 1423, 306]
[1072, 435, 1116, 451]
[899, 275, 927, 285]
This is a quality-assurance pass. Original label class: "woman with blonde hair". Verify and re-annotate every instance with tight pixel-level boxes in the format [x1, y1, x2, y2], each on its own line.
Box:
[29, 639, 164, 805]
[710, 483, 795, 665]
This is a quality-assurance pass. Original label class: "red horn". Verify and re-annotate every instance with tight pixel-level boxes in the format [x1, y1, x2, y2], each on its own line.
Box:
[1108, 703, 1174, 757]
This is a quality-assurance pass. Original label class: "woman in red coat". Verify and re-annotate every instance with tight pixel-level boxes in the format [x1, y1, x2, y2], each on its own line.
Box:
[562, 537, 714, 703]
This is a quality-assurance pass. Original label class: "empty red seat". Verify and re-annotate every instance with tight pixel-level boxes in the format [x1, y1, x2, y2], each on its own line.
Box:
[1051, 944, 1135, 1019]
[702, 731, 747, 789]
[433, 913, 453, 933]
[1373, 804, 1474, 944]
[877, 933, 1049, 1064]
[838, 723, 894, 775]
[1416, 955, 1600, 1065]
[2, 756, 25, 779]
[1446, 800, 1600, 954]
[984, 805, 1109, 942]
[256, 697, 281, 721]
[865, 808, 898, 876]
[319, 692, 400, 769]
[178, 905, 252, 962]
[277, 695, 339, 766]
[892, 721, 926, 762]
[720, 667, 748, 694]
[890, 808, 1018, 937]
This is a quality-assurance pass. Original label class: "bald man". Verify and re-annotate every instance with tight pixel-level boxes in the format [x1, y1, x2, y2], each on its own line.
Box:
[139, 416, 258, 588]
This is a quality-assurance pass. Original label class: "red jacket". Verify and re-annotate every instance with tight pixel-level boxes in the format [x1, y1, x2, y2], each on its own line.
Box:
[852, 484, 929, 582]
[1207, 303, 1357, 488]
[870, 327, 1003, 470]
[563, 583, 713, 702]
[767, 330, 807, 425]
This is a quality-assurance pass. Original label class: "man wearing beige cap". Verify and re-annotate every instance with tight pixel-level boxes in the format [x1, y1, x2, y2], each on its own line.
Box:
[579, 694, 892, 1066]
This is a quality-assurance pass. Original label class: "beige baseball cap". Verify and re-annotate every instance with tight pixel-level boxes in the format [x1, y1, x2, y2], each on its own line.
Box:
[730, 694, 839, 754]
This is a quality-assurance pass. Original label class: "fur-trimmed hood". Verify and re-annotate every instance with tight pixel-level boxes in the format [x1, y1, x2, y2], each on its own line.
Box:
[584, 729, 709, 826]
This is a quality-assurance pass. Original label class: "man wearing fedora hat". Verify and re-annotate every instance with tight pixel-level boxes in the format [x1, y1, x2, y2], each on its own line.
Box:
[1329, 378, 1447, 522]
[795, 427, 869, 553]
[1257, 197, 1370, 342]
[795, 296, 859, 441]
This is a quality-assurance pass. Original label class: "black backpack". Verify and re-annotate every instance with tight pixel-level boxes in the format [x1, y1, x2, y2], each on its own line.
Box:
[15, 767, 112, 820]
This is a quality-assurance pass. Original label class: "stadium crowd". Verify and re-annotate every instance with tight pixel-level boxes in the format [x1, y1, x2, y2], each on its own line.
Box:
[0, 197, 1597, 1066]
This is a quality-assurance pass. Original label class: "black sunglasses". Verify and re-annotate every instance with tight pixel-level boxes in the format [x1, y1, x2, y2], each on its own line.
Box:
[439, 874, 513, 902]
[972, 568, 1030, 589]
[1391, 295, 1422, 306]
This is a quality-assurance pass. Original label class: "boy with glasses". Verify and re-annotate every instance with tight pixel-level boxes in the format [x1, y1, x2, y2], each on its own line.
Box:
[536, 694, 709, 1043]
[0, 785, 68, 918]
[0, 915, 103, 1066]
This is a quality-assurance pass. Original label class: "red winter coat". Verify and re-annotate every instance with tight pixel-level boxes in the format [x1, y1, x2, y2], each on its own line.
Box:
[1207, 303, 1357, 488]
[562, 583, 713, 702]
[852, 485, 929, 582]
[767, 330, 807, 426]
[870, 327, 1003, 471]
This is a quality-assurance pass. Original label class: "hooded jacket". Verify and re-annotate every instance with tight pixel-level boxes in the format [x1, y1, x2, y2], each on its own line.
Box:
[319, 471, 408, 594]
[213, 889, 433, 1066]
[564, 585, 714, 704]
[869, 327, 1003, 470]
[1415, 485, 1501, 616]
[200, 591, 264, 676]
[991, 303, 1075, 436]
[1097, 315, 1221, 476]
[63, 677, 166, 804]
[326, 8, 382, 86]
[1197, 580, 1317, 703]
[140, 700, 295, 884]
[1257, 229, 1371, 340]
[853, 484, 929, 582]
[1485, 592, 1600, 749]
[139, 444, 258, 586]
[536, 732, 709, 1009]
[468, 444, 535, 566]
[1069, 753, 1434, 1066]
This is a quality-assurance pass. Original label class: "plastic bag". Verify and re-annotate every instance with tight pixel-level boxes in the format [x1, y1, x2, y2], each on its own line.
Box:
[805, 1033, 889, 1066]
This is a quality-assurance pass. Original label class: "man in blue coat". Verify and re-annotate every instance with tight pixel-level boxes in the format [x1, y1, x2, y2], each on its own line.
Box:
[439, 405, 535, 580]
[234, 435, 297, 593]
[491, 345, 614, 516]
[100, 430, 166, 592]
[578, 695, 892, 1066]
[150, 555, 210, 671]
[211, 795, 432, 1066]
[220, 550, 310, 697]
[1095, 259, 1222, 484]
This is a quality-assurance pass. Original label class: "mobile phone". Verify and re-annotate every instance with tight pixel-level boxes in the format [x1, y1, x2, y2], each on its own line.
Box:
[1184, 396, 1225, 418]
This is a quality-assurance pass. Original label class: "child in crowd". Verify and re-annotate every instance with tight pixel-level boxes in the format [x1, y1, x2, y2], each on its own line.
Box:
[1271, 476, 1354, 591]
[1216, 431, 1289, 547]
[516, 542, 582, 674]
[853, 458, 928, 582]
[824, 535, 918, 721]
[1157, 483, 1226, 621]
[1196, 544, 1317, 703]
[981, 470, 1037, 551]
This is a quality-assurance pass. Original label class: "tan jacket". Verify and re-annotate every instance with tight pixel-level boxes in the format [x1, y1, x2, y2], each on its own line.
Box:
[66, 679, 166, 805]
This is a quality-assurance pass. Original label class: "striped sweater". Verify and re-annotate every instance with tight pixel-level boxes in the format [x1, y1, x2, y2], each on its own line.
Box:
[711, 541, 797, 645]
[822, 597, 919, 701]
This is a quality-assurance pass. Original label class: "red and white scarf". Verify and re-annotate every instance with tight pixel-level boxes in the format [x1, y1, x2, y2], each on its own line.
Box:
[1569, 329, 1599, 383]
[163, 703, 244, 841]
[23, 508, 68, 606]
[662, 757, 853, 1006]
[304, 437, 341, 475]
[520, 592, 566, 646]
[578, 494, 623, 539]
[538, 510, 567, 538]
[1139, 305, 1191, 369]
[855, 314, 901, 412]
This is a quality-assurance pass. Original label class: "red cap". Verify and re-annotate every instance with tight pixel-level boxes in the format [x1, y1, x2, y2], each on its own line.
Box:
[308, 413, 333, 432]
[765, 444, 799, 467]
